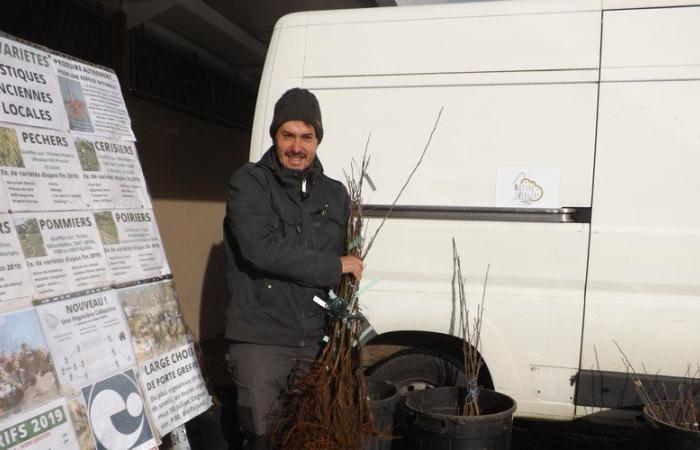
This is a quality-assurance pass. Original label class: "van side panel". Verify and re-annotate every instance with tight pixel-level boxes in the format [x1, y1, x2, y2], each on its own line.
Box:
[304, 11, 601, 76]
[250, 21, 308, 160]
[312, 83, 597, 208]
[579, 7, 700, 413]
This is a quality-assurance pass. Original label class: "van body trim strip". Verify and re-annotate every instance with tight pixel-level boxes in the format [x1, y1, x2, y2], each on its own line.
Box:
[363, 205, 589, 223]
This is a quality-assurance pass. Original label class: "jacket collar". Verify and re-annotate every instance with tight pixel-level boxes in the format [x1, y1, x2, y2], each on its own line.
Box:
[258, 145, 324, 188]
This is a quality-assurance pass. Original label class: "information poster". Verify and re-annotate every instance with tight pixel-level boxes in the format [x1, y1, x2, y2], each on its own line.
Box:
[51, 56, 135, 141]
[117, 280, 188, 363]
[0, 124, 86, 211]
[0, 398, 79, 450]
[75, 136, 150, 210]
[66, 394, 96, 450]
[139, 344, 211, 436]
[13, 211, 109, 298]
[0, 36, 66, 131]
[0, 214, 32, 311]
[81, 369, 157, 450]
[95, 210, 169, 284]
[35, 289, 136, 392]
[0, 308, 60, 421]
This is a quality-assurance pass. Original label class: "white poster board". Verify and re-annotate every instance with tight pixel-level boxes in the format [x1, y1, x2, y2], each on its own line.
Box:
[51, 56, 135, 141]
[75, 137, 151, 210]
[94, 210, 169, 284]
[81, 369, 157, 450]
[0, 124, 86, 212]
[139, 344, 211, 436]
[0, 398, 79, 450]
[35, 289, 136, 392]
[13, 212, 109, 298]
[0, 36, 66, 131]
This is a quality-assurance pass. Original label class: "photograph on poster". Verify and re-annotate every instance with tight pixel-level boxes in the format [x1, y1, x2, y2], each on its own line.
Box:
[13, 212, 110, 298]
[0, 127, 23, 167]
[0, 397, 80, 450]
[0, 308, 59, 421]
[67, 395, 96, 450]
[14, 218, 46, 258]
[74, 138, 99, 172]
[0, 124, 88, 212]
[93, 211, 118, 245]
[95, 210, 169, 283]
[117, 281, 188, 363]
[81, 369, 156, 450]
[35, 289, 136, 392]
[57, 76, 93, 133]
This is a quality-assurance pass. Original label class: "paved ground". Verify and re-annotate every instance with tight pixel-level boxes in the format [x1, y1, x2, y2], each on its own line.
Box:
[511, 418, 650, 450]
[181, 406, 653, 450]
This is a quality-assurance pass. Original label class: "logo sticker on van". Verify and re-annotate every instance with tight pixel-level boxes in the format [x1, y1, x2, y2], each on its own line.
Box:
[496, 167, 560, 208]
[513, 172, 544, 203]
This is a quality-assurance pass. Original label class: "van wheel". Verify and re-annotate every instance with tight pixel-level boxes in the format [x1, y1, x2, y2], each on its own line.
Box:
[366, 349, 468, 396]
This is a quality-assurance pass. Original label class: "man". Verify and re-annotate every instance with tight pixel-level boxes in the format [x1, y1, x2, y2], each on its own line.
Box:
[224, 88, 363, 448]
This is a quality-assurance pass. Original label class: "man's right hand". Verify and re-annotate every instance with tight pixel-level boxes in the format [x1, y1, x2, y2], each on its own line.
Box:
[340, 255, 364, 281]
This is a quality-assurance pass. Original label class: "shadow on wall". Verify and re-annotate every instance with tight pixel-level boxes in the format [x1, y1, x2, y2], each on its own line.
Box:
[196, 240, 246, 448]
[198, 241, 230, 387]
[127, 95, 250, 202]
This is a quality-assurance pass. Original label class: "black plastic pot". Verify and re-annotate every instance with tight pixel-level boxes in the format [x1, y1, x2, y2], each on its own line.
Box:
[363, 377, 401, 450]
[643, 403, 700, 450]
[404, 387, 516, 450]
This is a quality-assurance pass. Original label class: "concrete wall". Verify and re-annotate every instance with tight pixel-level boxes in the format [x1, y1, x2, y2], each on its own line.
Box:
[127, 95, 250, 349]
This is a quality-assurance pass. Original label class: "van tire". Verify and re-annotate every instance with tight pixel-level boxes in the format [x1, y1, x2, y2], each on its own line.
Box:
[366, 349, 468, 396]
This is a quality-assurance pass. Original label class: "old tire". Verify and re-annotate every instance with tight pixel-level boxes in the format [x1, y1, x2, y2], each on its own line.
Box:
[366, 349, 469, 396]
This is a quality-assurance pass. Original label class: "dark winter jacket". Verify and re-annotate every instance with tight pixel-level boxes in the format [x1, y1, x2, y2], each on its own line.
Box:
[224, 147, 349, 347]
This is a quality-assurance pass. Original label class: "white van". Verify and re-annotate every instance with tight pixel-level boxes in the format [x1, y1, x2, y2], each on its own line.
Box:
[249, 0, 700, 420]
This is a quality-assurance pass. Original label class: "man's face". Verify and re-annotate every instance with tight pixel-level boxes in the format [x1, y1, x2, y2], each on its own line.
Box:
[274, 120, 318, 171]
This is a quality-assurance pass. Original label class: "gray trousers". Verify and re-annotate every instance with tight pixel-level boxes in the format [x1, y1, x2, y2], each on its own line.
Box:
[227, 342, 320, 448]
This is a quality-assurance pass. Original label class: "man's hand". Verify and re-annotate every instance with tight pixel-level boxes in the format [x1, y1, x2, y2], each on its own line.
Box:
[340, 255, 364, 281]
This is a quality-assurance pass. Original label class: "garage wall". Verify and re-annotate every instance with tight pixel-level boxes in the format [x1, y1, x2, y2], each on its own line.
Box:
[126, 95, 250, 344]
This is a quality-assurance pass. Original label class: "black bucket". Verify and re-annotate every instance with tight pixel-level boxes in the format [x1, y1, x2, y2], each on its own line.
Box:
[404, 387, 516, 450]
[364, 377, 401, 450]
[643, 403, 700, 450]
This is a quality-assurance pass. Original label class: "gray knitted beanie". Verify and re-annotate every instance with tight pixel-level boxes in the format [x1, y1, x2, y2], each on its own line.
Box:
[269, 88, 323, 143]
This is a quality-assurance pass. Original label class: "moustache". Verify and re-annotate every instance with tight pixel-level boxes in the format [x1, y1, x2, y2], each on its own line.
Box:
[284, 151, 306, 157]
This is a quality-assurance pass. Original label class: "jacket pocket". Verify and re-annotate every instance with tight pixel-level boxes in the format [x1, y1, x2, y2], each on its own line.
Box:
[310, 204, 345, 252]
[277, 207, 302, 239]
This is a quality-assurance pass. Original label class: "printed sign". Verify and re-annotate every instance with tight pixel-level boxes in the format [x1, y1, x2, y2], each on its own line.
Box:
[139, 344, 211, 436]
[117, 280, 188, 364]
[496, 167, 560, 208]
[0, 214, 32, 312]
[35, 289, 136, 392]
[0, 398, 79, 450]
[51, 55, 134, 141]
[0, 36, 66, 131]
[13, 211, 109, 298]
[0, 124, 87, 211]
[94, 210, 169, 284]
[75, 137, 150, 210]
[0, 308, 60, 421]
[81, 369, 157, 450]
